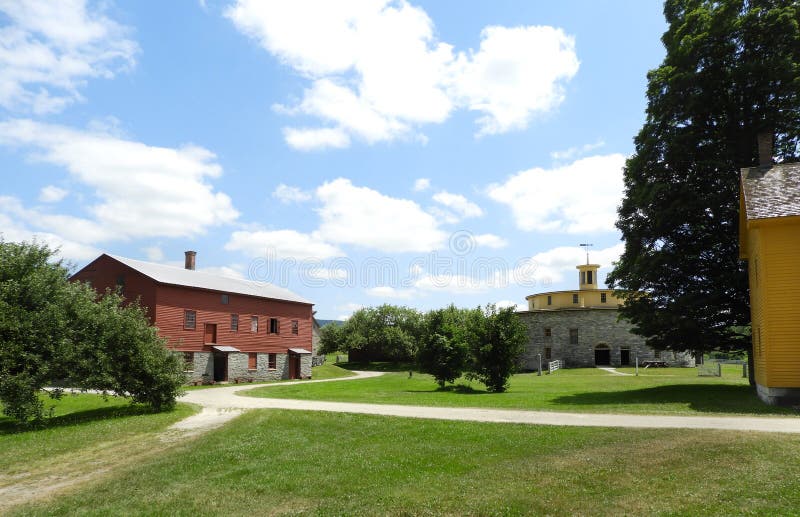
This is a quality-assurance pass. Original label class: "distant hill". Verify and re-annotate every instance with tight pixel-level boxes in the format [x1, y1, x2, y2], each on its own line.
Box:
[316, 319, 344, 327]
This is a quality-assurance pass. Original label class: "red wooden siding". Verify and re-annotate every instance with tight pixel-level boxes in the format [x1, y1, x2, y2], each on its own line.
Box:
[71, 254, 314, 355]
[70, 255, 157, 323]
[154, 283, 313, 353]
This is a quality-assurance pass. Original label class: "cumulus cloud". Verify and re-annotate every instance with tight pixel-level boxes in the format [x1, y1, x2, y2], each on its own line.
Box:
[487, 154, 626, 234]
[0, 0, 139, 113]
[143, 245, 164, 261]
[316, 178, 446, 253]
[431, 191, 483, 221]
[365, 286, 416, 299]
[225, 0, 579, 150]
[272, 184, 312, 204]
[413, 178, 431, 192]
[515, 243, 625, 287]
[225, 229, 343, 261]
[0, 202, 100, 261]
[550, 139, 605, 162]
[495, 300, 523, 311]
[0, 119, 239, 244]
[474, 233, 508, 249]
[38, 185, 68, 203]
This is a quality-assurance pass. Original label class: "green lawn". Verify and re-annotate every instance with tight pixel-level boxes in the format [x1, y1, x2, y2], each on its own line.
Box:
[244, 366, 797, 416]
[12, 410, 800, 516]
[0, 393, 196, 507]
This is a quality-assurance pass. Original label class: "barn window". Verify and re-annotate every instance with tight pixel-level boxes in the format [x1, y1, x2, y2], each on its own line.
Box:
[654, 350, 662, 359]
[569, 328, 578, 345]
[581, 271, 586, 284]
[231, 314, 239, 332]
[270, 318, 280, 334]
[544, 328, 552, 337]
[184, 310, 196, 330]
[183, 352, 194, 371]
[268, 353, 277, 370]
[547, 296, 552, 305]
[601, 292, 607, 303]
[587, 271, 593, 284]
[251, 316, 258, 332]
[291, 320, 299, 335]
[248, 353, 257, 370]
[572, 294, 579, 304]
[544, 347, 552, 360]
[221, 294, 229, 305]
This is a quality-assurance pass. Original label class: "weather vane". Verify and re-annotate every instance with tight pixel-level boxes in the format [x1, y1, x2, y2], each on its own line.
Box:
[579, 243, 593, 264]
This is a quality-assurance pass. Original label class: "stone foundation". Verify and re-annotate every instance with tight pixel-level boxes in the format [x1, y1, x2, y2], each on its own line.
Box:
[756, 383, 800, 406]
[517, 309, 694, 370]
[182, 351, 304, 383]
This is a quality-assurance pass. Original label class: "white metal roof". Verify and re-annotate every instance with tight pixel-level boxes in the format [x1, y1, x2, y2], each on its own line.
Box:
[107, 254, 312, 305]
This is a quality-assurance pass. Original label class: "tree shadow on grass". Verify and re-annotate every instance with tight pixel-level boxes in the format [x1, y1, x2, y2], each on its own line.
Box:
[551, 384, 799, 415]
[336, 361, 416, 372]
[405, 383, 489, 395]
[0, 404, 158, 435]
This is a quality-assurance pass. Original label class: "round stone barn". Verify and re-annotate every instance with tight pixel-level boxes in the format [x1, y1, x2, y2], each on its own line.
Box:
[517, 261, 694, 370]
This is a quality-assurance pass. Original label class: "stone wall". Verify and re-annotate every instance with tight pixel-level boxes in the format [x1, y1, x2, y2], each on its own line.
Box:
[517, 309, 694, 369]
[182, 351, 294, 383]
[300, 354, 312, 379]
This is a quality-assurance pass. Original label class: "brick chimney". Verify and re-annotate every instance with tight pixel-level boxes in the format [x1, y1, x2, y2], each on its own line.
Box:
[757, 132, 773, 167]
[184, 250, 196, 270]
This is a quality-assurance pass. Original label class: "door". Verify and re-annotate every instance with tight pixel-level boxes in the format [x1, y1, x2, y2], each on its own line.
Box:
[288, 354, 299, 379]
[594, 345, 611, 366]
[213, 352, 227, 382]
[620, 348, 631, 366]
[204, 323, 217, 344]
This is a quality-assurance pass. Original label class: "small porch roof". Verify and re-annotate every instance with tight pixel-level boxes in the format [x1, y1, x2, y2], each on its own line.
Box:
[211, 345, 241, 353]
[288, 347, 312, 355]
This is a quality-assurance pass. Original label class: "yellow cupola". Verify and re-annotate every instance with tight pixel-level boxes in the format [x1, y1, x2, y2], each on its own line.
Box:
[576, 263, 600, 290]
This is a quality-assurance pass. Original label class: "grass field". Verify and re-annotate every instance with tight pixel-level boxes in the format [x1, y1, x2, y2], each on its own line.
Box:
[0, 393, 196, 511]
[11, 410, 800, 516]
[245, 366, 797, 416]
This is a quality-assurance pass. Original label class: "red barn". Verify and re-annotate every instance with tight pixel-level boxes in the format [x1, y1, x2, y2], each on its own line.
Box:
[71, 251, 314, 383]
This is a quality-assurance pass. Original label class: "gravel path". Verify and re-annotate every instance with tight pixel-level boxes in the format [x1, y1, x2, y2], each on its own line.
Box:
[176, 371, 800, 434]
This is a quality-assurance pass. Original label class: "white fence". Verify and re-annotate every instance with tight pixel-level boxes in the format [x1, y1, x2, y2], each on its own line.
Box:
[548, 359, 563, 374]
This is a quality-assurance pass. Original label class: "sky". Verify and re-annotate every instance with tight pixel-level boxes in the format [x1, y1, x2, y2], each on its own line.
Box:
[0, 0, 668, 320]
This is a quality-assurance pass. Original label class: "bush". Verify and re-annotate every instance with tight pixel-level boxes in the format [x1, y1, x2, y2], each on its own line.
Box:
[0, 240, 185, 423]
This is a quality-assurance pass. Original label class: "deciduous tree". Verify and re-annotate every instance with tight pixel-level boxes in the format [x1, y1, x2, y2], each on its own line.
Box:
[607, 0, 800, 369]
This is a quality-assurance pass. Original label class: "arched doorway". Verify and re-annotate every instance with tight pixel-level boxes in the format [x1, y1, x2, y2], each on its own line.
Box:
[594, 344, 611, 366]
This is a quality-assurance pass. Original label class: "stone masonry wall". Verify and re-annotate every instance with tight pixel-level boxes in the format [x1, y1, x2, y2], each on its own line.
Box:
[183, 352, 294, 383]
[518, 309, 694, 370]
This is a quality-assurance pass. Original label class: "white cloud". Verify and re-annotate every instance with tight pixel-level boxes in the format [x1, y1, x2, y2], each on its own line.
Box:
[0, 119, 239, 242]
[226, 1, 579, 149]
[550, 139, 605, 162]
[431, 191, 483, 220]
[316, 178, 446, 253]
[143, 245, 164, 261]
[272, 184, 312, 204]
[414, 273, 498, 294]
[304, 267, 348, 280]
[474, 233, 508, 249]
[450, 26, 579, 136]
[38, 185, 68, 203]
[365, 286, 416, 299]
[0, 204, 100, 261]
[516, 243, 625, 286]
[0, 0, 138, 113]
[337, 302, 364, 320]
[487, 154, 626, 234]
[413, 178, 431, 192]
[282, 126, 350, 151]
[495, 300, 523, 311]
[225, 229, 343, 261]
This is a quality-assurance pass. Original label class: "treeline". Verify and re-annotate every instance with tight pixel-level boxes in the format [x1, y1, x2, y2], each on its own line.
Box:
[319, 304, 528, 392]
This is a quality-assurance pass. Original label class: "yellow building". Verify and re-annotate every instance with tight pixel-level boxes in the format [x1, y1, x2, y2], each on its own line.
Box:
[740, 157, 800, 405]
[527, 263, 623, 311]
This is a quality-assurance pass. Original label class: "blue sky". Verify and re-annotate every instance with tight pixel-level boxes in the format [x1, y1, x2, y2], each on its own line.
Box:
[0, 0, 666, 319]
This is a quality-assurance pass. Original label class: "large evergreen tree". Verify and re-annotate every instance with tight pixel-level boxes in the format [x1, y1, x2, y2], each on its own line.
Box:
[608, 1, 800, 364]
